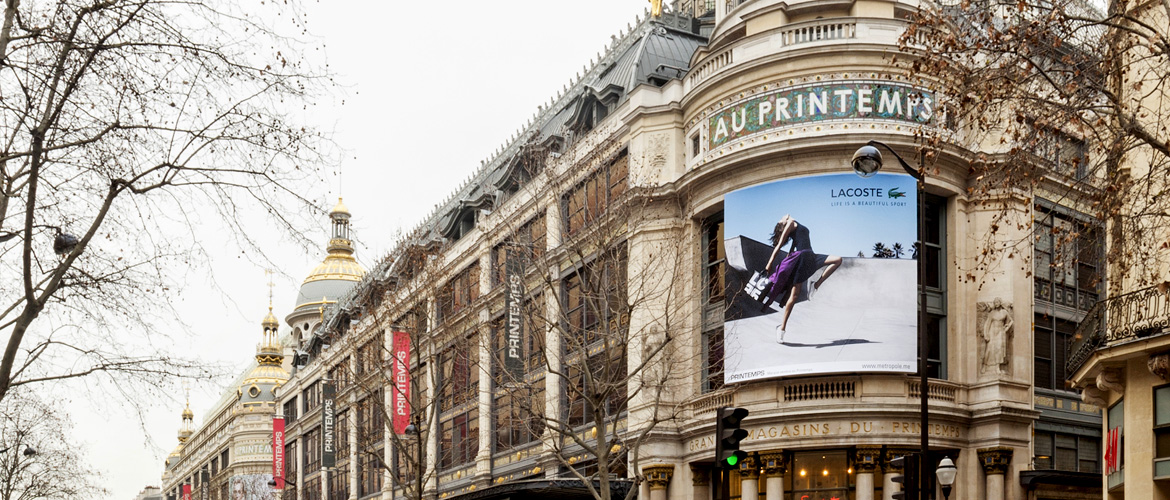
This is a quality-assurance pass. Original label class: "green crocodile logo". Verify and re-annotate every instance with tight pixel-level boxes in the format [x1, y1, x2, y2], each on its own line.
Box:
[888, 187, 907, 199]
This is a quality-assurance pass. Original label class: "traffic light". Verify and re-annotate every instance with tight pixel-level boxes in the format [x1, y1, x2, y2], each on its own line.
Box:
[890, 453, 919, 500]
[714, 407, 749, 469]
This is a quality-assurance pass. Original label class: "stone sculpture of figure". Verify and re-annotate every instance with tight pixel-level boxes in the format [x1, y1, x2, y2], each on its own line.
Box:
[980, 298, 1013, 374]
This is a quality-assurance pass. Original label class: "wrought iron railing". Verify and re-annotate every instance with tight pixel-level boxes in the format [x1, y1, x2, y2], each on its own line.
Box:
[1067, 284, 1170, 376]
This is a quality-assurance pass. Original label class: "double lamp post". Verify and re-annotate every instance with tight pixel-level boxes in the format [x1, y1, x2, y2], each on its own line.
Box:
[852, 140, 957, 500]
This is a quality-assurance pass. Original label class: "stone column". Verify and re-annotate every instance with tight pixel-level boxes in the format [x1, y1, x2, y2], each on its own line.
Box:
[978, 447, 1013, 500]
[760, 452, 787, 500]
[690, 464, 710, 500]
[854, 446, 882, 500]
[882, 449, 915, 500]
[737, 454, 760, 500]
[644, 464, 675, 500]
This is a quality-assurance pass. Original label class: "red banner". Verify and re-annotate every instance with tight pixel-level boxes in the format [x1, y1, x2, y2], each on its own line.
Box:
[182, 484, 191, 500]
[273, 416, 285, 489]
[391, 331, 411, 434]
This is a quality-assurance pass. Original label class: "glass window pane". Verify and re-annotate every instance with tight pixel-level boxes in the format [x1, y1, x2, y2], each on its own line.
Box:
[1156, 386, 1170, 426]
[1108, 400, 1124, 430]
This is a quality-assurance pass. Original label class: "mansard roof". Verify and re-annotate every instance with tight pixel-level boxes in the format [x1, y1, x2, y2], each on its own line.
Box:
[308, 9, 706, 353]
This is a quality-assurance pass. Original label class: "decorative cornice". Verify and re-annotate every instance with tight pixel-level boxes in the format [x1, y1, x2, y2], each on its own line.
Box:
[978, 446, 1014, 475]
[644, 464, 675, 491]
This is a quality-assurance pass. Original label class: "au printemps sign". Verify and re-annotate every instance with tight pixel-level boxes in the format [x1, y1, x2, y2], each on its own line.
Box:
[708, 81, 935, 149]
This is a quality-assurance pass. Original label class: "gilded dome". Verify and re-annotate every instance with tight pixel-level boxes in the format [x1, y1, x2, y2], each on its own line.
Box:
[302, 252, 365, 284]
[331, 197, 351, 217]
[292, 199, 364, 315]
[262, 308, 279, 329]
[241, 305, 289, 405]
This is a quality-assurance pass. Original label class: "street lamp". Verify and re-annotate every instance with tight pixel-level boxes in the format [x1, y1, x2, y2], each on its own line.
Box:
[935, 457, 957, 500]
[852, 139, 930, 497]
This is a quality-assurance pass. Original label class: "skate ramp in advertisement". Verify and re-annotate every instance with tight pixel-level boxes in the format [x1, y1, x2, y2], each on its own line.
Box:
[723, 236, 917, 382]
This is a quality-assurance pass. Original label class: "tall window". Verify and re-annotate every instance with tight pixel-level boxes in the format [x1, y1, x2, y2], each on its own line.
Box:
[356, 333, 384, 377]
[304, 426, 321, 471]
[563, 151, 628, 236]
[303, 476, 321, 500]
[564, 246, 628, 350]
[702, 212, 725, 392]
[356, 390, 385, 497]
[1156, 385, 1170, 477]
[494, 214, 547, 287]
[1033, 430, 1099, 472]
[790, 451, 849, 500]
[304, 381, 321, 413]
[283, 439, 297, 500]
[439, 333, 479, 470]
[567, 350, 628, 428]
[1034, 202, 1101, 389]
[283, 397, 299, 425]
[438, 263, 481, 323]
[493, 305, 547, 452]
[329, 358, 351, 392]
[359, 447, 384, 496]
[563, 245, 629, 428]
[1107, 399, 1124, 480]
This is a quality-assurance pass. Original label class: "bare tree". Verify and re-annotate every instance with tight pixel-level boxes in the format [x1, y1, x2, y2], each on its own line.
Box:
[898, 0, 1168, 286]
[0, 391, 106, 500]
[0, 0, 331, 403]
[308, 138, 694, 500]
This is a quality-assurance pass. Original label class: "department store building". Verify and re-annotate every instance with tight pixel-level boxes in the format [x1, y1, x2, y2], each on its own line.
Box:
[231, 3, 1108, 500]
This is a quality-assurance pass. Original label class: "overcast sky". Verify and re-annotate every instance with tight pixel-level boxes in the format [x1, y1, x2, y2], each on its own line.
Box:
[65, 1, 665, 498]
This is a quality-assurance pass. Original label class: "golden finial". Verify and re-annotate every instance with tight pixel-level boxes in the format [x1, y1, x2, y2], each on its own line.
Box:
[650, 0, 663, 17]
[266, 268, 275, 311]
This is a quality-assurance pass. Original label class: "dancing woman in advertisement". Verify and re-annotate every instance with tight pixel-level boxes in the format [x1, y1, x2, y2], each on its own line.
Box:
[761, 215, 842, 342]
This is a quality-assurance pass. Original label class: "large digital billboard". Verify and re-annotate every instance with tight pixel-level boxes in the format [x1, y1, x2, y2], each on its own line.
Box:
[723, 173, 918, 383]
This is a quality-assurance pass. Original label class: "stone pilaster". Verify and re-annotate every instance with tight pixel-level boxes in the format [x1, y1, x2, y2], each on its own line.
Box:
[690, 464, 710, 500]
[644, 464, 675, 500]
[738, 454, 760, 500]
[760, 452, 786, 500]
[882, 449, 915, 500]
[978, 447, 1013, 500]
[854, 446, 882, 500]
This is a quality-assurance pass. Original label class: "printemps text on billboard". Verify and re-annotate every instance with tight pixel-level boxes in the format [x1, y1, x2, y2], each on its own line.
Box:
[723, 173, 918, 383]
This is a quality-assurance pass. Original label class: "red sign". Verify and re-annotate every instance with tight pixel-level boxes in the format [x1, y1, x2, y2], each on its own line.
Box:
[273, 416, 285, 489]
[391, 331, 411, 434]
[1105, 426, 1121, 474]
[182, 484, 191, 500]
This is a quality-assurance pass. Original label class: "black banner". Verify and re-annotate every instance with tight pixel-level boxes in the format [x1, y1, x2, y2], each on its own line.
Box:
[322, 381, 336, 468]
[504, 249, 525, 383]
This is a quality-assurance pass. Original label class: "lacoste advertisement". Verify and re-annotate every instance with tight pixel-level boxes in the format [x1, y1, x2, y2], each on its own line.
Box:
[723, 173, 918, 383]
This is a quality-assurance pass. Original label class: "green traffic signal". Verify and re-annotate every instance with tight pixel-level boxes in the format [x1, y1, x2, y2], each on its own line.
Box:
[726, 455, 738, 466]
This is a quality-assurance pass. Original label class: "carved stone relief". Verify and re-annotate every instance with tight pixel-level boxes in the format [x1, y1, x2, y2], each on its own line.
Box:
[977, 298, 1014, 375]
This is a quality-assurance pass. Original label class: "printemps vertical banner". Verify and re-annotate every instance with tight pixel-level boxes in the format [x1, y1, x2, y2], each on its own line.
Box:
[391, 331, 412, 434]
[182, 484, 191, 500]
[723, 173, 918, 382]
[201, 471, 209, 500]
[503, 248, 526, 382]
[272, 416, 285, 489]
[322, 382, 336, 468]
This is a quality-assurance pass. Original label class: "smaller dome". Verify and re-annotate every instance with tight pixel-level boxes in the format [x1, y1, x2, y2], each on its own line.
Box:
[182, 407, 193, 419]
[331, 197, 350, 217]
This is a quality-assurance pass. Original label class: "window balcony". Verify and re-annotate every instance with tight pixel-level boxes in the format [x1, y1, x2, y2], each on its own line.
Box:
[1066, 284, 1170, 378]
